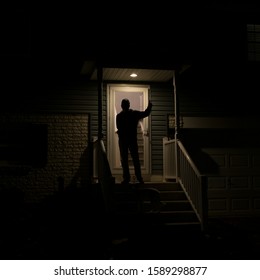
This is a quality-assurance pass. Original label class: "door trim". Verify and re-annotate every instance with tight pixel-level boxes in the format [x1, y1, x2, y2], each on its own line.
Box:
[107, 84, 151, 181]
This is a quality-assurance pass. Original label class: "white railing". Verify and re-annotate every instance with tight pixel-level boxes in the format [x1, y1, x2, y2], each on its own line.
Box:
[163, 138, 208, 231]
[163, 137, 176, 180]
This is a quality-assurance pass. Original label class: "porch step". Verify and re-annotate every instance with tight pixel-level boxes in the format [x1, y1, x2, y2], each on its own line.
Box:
[111, 182, 201, 231]
[114, 190, 187, 201]
[146, 200, 193, 211]
[115, 200, 193, 212]
[114, 210, 198, 223]
[113, 182, 181, 191]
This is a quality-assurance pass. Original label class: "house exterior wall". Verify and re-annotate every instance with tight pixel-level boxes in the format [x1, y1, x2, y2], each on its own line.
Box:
[0, 113, 90, 203]
[179, 127, 260, 217]
[149, 84, 175, 176]
[206, 147, 260, 217]
[0, 82, 100, 203]
[2, 66, 260, 220]
[1, 81, 174, 202]
[177, 62, 260, 218]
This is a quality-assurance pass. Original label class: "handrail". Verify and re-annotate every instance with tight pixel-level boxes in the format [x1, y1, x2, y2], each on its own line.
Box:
[177, 141, 201, 177]
[176, 140, 208, 231]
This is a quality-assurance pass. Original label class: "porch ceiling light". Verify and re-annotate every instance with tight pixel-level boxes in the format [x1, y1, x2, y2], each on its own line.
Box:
[130, 73, 137, 78]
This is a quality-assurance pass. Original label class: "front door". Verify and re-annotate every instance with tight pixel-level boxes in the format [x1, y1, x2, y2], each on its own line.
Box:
[107, 84, 151, 182]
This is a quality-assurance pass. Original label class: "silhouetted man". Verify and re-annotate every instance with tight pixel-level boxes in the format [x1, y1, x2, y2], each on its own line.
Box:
[116, 98, 152, 184]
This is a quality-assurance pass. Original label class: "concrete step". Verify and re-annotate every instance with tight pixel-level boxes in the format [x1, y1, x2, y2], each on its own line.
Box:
[144, 210, 199, 222]
[114, 210, 198, 222]
[97, 181, 188, 205]
[113, 188, 187, 201]
[115, 200, 193, 212]
[146, 200, 193, 211]
[159, 190, 187, 200]
[110, 182, 201, 231]
[114, 182, 181, 191]
[152, 221, 202, 232]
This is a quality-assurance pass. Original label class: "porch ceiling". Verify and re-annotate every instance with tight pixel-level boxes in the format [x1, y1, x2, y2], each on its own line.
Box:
[89, 67, 175, 83]
[80, 60, 190, 83]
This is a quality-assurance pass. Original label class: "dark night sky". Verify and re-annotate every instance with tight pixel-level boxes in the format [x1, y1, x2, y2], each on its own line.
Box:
[1, 4, 260, 90]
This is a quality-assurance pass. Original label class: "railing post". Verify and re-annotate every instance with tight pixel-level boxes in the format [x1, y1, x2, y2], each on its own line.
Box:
[200, 175, 208, 232]
[88, 113, 94, 182]
[97, 64, 103, 140]
[173, 71, 179, 182]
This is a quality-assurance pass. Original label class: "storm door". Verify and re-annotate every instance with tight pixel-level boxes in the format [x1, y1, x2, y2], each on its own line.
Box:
[107, 84, 151, 182]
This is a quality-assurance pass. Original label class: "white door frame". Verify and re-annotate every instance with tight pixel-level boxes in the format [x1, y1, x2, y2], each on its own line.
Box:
[107, 84, 151, 182]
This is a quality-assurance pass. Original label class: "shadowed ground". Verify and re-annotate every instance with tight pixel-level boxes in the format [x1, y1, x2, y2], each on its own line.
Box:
[0, 187, 259, 260]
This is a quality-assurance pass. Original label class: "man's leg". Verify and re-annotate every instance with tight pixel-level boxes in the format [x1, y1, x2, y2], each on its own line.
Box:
[119, 140, 130, 183]
[129, 141, 143, 183]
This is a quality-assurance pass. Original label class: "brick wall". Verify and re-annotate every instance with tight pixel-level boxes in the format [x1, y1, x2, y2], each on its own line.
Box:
[0, 113, 90, 203]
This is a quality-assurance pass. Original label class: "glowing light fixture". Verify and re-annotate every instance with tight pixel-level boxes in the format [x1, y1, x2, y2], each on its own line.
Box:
[130, 73, 137, 78]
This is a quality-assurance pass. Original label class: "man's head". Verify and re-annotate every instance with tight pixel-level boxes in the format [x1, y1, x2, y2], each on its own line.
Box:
[121, 98, 130, 110]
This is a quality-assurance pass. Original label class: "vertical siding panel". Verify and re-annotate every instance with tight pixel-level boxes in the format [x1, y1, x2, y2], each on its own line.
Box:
[150, 84, 174, 175]
[23, 82, 100, 139]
